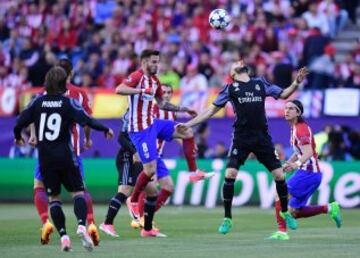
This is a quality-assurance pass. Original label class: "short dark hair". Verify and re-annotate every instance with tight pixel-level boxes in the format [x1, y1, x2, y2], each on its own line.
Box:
[57, 58, 73, 78]
[140, 49, 160, 60]
[44, 66, 67, 95]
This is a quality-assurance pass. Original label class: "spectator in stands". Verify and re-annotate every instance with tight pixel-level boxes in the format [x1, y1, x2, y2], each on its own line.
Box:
[302, 27, 330, 67]
[97, 63, 117, 89]
[318, 0, 348, 38]
[308, 44, 336, 88]
[302, 2, 330, 35]
[291, 0, 310, 17]
[345, 60, 360, 88]
[19, 38, 39, 67]
[159, 61, 180, 90]
[180, 64, 208, 114]
[342, 0, 359, 25]
[0, 0, 354, 92]
[271, 51, 294, 89]
[198, 52, 215, 80]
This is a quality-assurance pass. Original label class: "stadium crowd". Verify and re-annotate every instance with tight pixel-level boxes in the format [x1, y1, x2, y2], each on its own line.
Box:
[1, 0, 360, 160]
[0, 0, 359, 93]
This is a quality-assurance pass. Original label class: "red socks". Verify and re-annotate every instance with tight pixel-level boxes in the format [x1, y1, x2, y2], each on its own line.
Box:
[275, 200, 287, 232]
[183, 137, 197, 172]
[84, 191, 95, 224]
[295, 205, 328, 218]
[131, 172, 152, 202]
[155, 189, 172, 212]
[138, 191, 146, 217]
[34, 187, 48, 224]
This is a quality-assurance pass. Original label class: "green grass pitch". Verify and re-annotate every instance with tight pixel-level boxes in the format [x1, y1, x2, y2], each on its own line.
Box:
[0, 204, 359, 258]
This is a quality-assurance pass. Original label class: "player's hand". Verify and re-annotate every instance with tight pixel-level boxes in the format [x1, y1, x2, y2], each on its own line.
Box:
[282, 164, 292, 172]
[295, 67, 309, 84]
[84, 138, 93, 149]
[14, 138, 25, 146]
[283, 162, 298, 172]
[184, 108, 197, 117]
[105, 128, 114, 139]
[28, 135, 37, 147]
[175, 123, 188, 134]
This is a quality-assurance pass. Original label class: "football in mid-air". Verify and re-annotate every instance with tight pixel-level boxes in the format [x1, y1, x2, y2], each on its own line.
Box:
[209, 9, 231, 30]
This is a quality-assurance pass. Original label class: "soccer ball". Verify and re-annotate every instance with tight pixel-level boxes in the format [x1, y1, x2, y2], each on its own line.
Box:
[209, 9, 231, 30]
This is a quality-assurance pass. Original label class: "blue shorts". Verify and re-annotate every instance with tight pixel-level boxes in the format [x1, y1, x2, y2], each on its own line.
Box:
[287, 169, 322, 209]
[129, 119, 176, 163]
[34, 156, 85, 181]
[155, 158, 170, 179]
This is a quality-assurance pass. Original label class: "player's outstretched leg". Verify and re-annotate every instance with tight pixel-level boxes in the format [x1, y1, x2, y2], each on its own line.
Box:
[294, 203, 342, 228]
[100, 192, 128, 237]
[73, 194, 94, 252]
[49, 200, 71, 251]
[218, 176, 235, 234]
[84, 190, 100, 246]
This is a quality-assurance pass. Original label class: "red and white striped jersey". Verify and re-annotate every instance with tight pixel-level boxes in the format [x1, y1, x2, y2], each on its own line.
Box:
[40, 83, 92, 156]
[153, 104, 177, 155]
[290, 122, 320, 173]
[124, 69, 163, 132]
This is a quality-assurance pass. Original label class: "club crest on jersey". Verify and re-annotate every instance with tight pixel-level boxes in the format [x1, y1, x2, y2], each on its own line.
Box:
[255, 84, 260, 91]
[232, 148, 238, 155]
[233, 82, 240, 91]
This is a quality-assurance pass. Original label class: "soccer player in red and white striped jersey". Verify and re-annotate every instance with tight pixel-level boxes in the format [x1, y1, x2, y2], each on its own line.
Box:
[266, 100, 342, 240]
[31, 59, 99, 246]
[116, 49, 214, 237]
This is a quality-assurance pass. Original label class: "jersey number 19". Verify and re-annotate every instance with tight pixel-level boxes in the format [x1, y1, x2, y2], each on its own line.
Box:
[39, 113, 62, 141]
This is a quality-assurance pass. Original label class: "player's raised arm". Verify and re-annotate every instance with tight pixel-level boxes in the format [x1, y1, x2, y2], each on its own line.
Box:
[279, 67, 309, 99]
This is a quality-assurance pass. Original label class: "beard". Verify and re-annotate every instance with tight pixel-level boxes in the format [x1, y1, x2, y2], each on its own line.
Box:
[147, 66, 157, 75]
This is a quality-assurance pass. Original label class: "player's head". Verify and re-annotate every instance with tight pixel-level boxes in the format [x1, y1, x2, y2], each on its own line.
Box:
[161, 84, 173, 102]
[285, 100, 304, 123]
[57, 58, 73, 80]
[140, 49, 160, 75]
[230, 60, 249, 79]
[44, 66, 67, 95]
